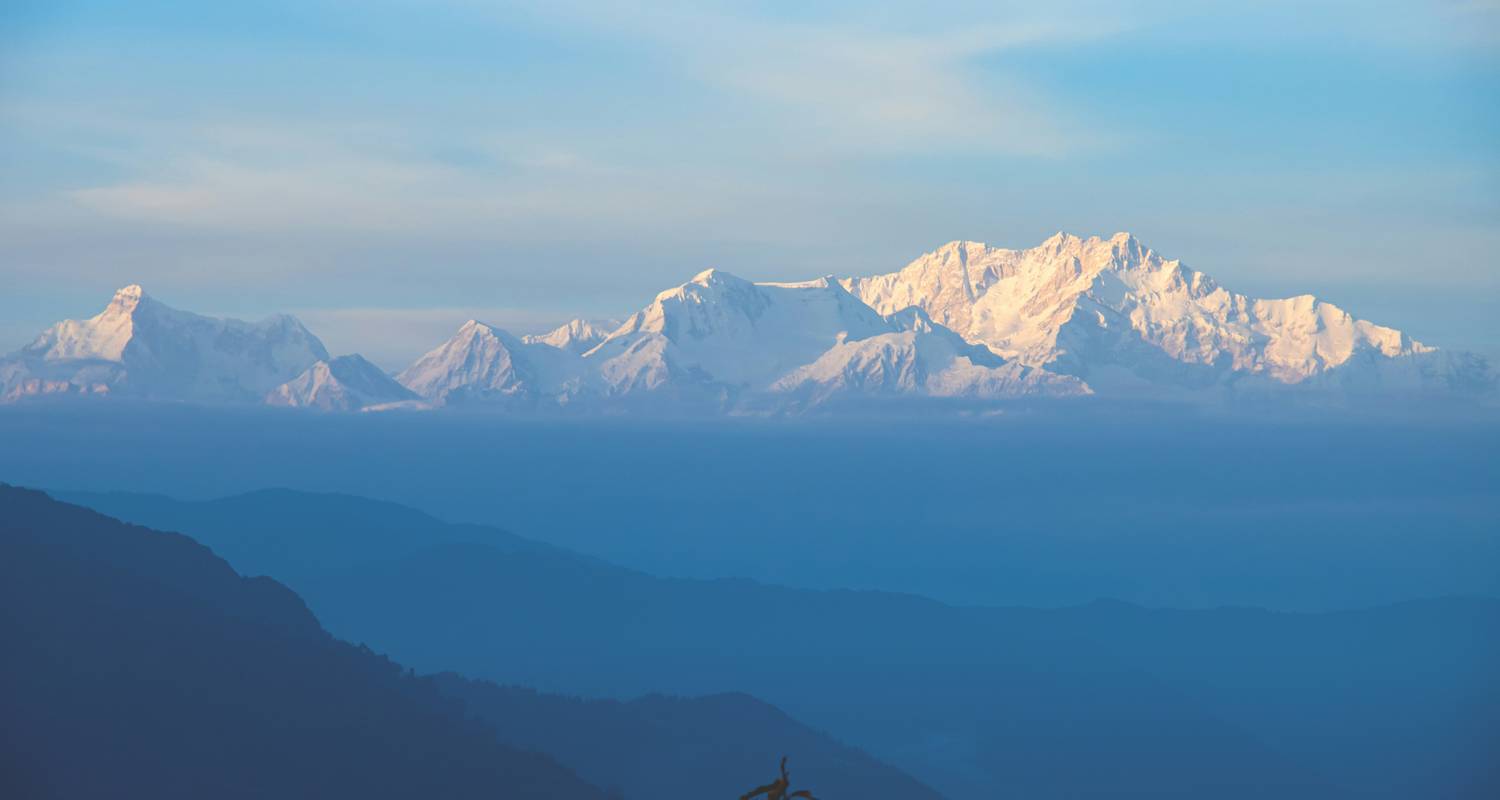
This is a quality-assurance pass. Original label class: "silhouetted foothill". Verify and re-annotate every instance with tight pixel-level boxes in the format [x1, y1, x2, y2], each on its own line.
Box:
[0, 485, 941, 800]
[0, 484, 606, 800]
[59, 484, 1500, 800]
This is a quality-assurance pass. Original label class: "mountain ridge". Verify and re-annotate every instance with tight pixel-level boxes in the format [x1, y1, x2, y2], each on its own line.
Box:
[1, 285, 330, 404]
[5, 233, 1493, 411]
[0, 483, 611, 800]
[843, 232, 1480, 400]
[3, 484, 945, 800]
[267, 354, 422, 411]
[59, 485, 1500, 800]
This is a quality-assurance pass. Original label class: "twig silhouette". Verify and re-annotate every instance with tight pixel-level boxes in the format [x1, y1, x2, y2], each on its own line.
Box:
[740, 756, 819, 800]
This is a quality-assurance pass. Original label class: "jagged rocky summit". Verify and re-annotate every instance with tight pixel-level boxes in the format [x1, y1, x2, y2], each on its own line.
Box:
[4, 233, 1493, 413]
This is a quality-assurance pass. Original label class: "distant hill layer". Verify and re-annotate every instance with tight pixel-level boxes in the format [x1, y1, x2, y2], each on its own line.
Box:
[67, 487, 1500, 799]
[0, 484, 603, 800]
[0, 486, 941, 800]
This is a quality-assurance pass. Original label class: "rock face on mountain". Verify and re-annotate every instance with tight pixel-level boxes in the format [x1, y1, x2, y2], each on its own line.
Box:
[0, 285, 329, 404]
[843, 233, 1494, 400]
[267, 354, 421, 411]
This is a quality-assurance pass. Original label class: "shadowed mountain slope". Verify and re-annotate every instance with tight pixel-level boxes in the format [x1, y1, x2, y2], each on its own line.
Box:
[4, 486, 942, 800]
[62, 488, 1500, 799]
[0, 485, 608, 800]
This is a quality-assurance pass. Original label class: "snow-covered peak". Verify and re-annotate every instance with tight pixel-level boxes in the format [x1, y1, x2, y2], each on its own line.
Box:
[647, 268, 759, 307]
[843, 232, 1457, 392]
[396, 319, 585, 406]
[455, 319, 497, 339]
[589, 268, 893, 391]
[522, 318, 619, 355]
[267, 354, 420, 411]
[690, 267, 727, 285]
[24, 285, 163, 362]
[3, 285, 329, 404]
[771, 303, 1090, 409]
[573, 265, 1102, 410]
[9, 234, 1488, 413]
[110, 283, 146, 309]
[439, 319, 543, 357]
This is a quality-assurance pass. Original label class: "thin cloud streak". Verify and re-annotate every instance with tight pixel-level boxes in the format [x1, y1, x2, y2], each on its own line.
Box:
[481, 1, 1126, 157]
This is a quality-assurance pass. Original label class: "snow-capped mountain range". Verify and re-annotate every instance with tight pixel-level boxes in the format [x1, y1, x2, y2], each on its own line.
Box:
[3, 234, 1493, 413]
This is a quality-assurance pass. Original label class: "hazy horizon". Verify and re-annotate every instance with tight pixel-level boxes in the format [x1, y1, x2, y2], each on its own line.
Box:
[5, 401, 1496, 611]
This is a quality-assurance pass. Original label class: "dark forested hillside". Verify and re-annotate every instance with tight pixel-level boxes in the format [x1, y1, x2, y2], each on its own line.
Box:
[0, 485, 606, 800]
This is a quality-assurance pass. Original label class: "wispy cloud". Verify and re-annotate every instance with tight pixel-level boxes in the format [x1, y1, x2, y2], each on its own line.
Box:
[495, 1, 1124, 158]
[3, 0, 1497, 352]
[46, 115, 731, 238]
[33, 2, 1126, 238]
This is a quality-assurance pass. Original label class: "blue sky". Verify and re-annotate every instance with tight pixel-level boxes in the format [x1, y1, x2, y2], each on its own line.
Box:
[2, 0, 1497, 367]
